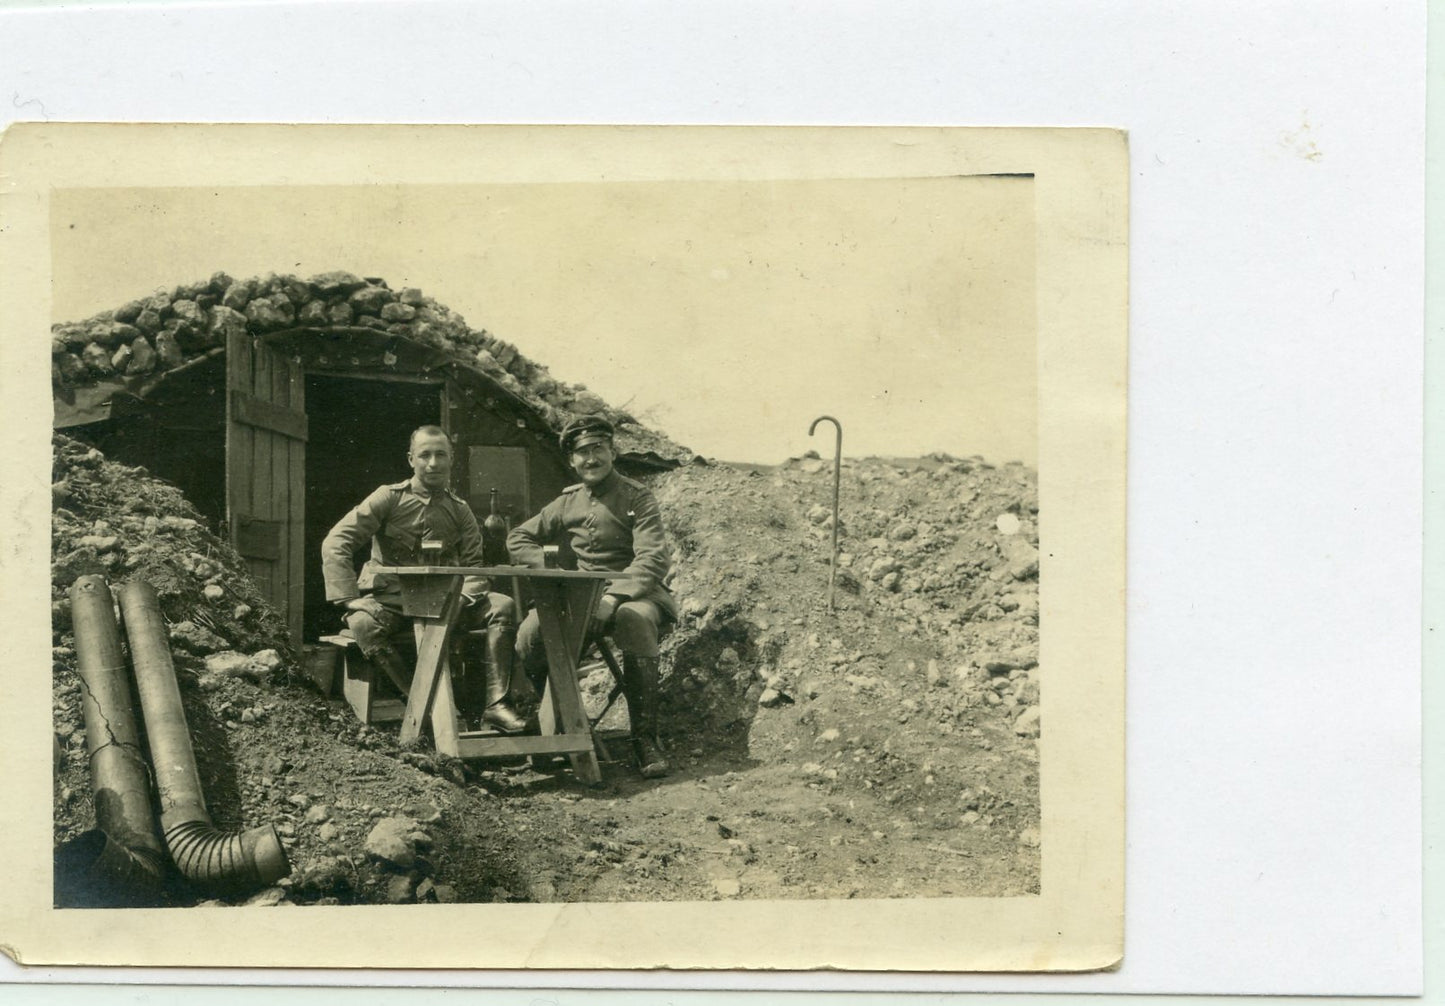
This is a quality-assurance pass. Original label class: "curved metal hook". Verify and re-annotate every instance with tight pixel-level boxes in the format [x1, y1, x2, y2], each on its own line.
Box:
[808, 416, 843, 611]
[808, 414, 841, 444]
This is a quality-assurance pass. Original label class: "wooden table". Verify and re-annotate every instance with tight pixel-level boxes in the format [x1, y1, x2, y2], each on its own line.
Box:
[379, 565, 613, 784]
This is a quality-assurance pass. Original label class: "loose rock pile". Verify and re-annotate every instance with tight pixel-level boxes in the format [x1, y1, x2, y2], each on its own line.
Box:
[51, 434, 536, 906]
[652, 453, 1041, 746]
[50, 271, 689, 461]
[50, 432, 291, 667]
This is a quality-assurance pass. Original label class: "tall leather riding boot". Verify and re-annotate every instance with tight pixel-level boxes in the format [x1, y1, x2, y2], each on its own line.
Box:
[622, 654, 669, 779]
[366, 643, 413, 696]
[480, 626, 527, 735]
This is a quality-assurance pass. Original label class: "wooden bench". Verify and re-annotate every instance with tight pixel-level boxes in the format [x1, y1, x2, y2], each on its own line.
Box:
[319, 633, 405, 725]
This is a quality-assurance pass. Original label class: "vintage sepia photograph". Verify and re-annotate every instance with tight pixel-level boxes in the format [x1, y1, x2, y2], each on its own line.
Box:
[2, 125, 1125, 971]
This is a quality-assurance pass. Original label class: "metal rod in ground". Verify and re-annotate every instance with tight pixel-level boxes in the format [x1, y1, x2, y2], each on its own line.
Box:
[808, 415, 843, 611]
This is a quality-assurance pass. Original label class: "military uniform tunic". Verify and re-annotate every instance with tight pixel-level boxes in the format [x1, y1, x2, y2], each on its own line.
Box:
[321, 477, 513, 654]
[507, 471, 677, 619]
[508, 470, 675, 665]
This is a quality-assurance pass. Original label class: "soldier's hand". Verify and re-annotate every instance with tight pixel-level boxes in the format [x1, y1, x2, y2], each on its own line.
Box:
[595, 593, 620, 631]
[344, 597, 386, 620]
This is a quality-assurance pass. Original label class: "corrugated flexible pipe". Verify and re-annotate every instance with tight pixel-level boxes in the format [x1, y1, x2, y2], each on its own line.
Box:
[117, 579, 290, 892]
[60, 574, 166, 906]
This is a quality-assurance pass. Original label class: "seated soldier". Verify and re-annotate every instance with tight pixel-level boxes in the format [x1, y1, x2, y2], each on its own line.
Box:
[320, 425, 527, 734]
[507, 416, 677, 778]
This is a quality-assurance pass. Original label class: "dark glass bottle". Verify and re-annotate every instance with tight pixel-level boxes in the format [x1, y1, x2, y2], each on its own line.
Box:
[482, 487, 509, 565]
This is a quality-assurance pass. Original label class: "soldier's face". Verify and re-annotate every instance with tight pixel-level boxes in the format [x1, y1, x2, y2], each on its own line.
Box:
[570, 441, 616, 486]
[408, 434, 453, 489]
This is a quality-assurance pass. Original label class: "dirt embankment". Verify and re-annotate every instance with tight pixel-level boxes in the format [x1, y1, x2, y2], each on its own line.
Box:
[52, 435, 1040, 906]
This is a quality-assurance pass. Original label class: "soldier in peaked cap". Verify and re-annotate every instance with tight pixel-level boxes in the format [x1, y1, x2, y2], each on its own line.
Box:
[508, 415, 678, 778]
[321, 425, 528, 734]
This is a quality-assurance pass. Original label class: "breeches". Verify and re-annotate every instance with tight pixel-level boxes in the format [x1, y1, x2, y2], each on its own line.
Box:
[516, 597, 665, 678]
[344, 591, 516, 657]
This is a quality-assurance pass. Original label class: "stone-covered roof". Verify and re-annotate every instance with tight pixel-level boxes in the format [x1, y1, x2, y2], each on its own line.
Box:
[50, 270, 694, 465]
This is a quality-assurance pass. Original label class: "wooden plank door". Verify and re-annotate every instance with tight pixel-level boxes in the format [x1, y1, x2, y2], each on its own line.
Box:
[226, 331, 307, 648]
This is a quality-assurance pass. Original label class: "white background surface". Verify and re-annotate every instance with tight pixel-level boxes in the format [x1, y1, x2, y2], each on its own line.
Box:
[0, 0, 1428, 997]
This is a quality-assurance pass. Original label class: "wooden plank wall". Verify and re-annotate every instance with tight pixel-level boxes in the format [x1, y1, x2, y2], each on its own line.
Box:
[226, 332, 306, 647]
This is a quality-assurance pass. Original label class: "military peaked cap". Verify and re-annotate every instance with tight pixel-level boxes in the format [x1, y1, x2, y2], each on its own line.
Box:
[559, 415, 615, 453]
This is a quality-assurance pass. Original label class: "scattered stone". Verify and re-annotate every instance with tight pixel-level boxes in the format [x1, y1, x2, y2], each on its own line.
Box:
[221, 281, 253, 311]
[349, 285, 394, 314]
[300, 857, 346, 891]
[173, 623, 231, 655]
[134, 308, 163, 334]
[1014, 674, 1040, 705]
[244, 296, 294, 330]
[868, 556, 901, 581]
[383, 874, 417, 904]
[56, 353, 87, 383]
[202, 584, 225, 602]
[304, 804, 331, 825]
[1014, 707, 1041, 737]
[298, 300, 329, 325]
[815, 728, 840, 744]
[312, 271, 367, 296]
[365, 816, 421, 869]
[758, 687, 791, 708]
[402, 802, 443, 825]
[199, 651, 248, 678]
[171, 299, 207, 329]
[207, 304, 249, 345]
[244, 887, 288, 907]
[154, 331, 184, 368]
[81, 342, 114, 376]
[1004, 539, 1040, 580]
[125, 336, 157, 375]
[319, 822, 341, 843]
[244, 649, 283, 679]
[713, 877, 741, 897]
[996, 513, 1021, 535]
[1018, 827, 1041, 848]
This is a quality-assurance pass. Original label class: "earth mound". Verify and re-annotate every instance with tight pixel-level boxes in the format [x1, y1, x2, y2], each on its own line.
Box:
[52, 435, 1040, 905]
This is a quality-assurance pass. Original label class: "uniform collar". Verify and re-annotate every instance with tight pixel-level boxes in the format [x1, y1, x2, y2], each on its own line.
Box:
[583, 471, 620, 496]
[407, 476, 447, 499]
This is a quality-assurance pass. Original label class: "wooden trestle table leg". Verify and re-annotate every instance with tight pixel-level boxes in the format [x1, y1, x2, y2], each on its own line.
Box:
[398, 578, 464, 750]
[532, 580, 603, 785]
